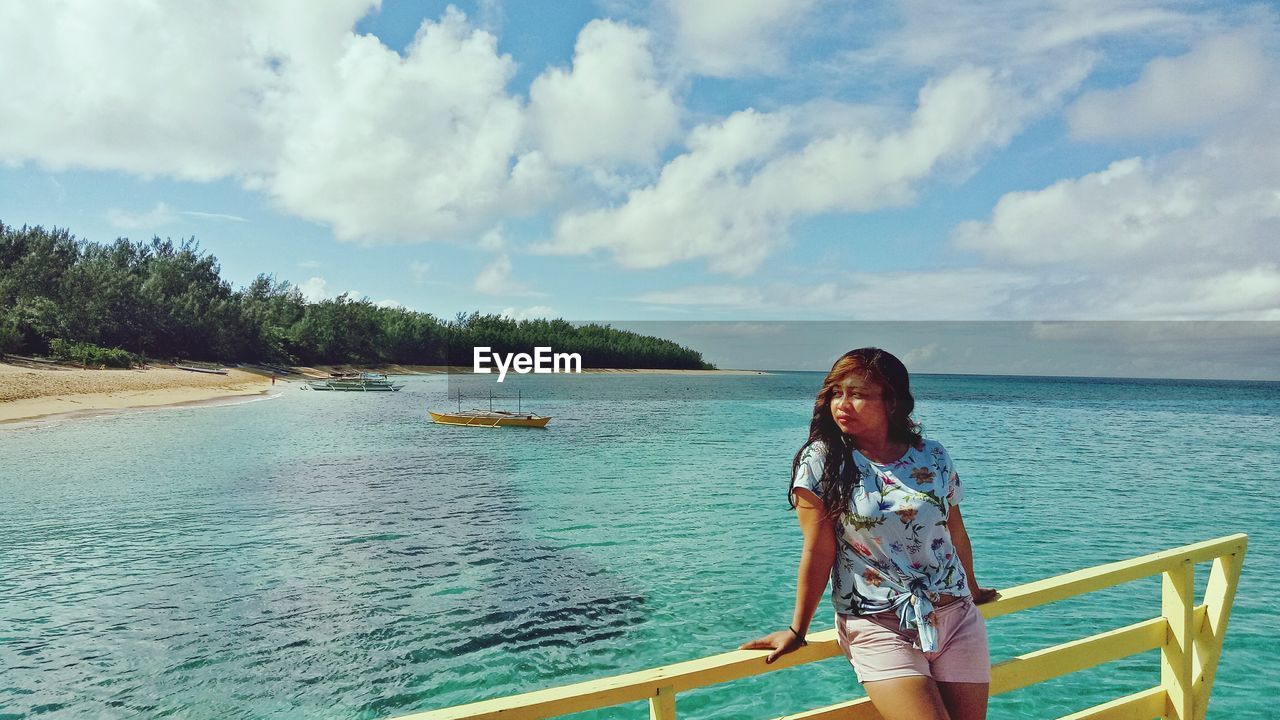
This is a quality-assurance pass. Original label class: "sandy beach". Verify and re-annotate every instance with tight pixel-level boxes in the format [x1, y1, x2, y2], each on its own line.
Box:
[0, 362, 274, 424]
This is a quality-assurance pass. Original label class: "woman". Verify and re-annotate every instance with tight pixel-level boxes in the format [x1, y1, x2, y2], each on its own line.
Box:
[741, 348, 998, 720]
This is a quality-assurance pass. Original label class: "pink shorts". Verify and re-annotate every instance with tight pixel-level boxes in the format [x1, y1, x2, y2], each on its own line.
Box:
[835, 597, 991, 684]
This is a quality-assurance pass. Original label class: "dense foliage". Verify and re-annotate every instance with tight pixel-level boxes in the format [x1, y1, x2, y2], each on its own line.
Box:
[0, 222, 714, 370]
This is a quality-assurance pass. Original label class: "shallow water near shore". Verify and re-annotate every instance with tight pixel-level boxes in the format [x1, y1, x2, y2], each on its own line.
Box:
[2, 372, 1277, 719]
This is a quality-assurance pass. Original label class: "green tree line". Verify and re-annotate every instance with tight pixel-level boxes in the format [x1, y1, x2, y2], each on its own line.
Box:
[0, 222, 715, 370]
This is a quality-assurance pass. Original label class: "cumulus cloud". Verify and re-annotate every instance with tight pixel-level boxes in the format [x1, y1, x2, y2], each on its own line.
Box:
[954, 124, 1280, 274]
[955, 39, 1280, 319]
[541, 109, 792, 275]
[267, 7, 552, 242]
[297, 276, 332, 303]
[474, 250, 539, 296]
[528, 20, 679, 167]
[474, 253, 513, 294]
[661, 0, 819, 76]
[1068, 32, 1271, 140]
[0, 0, 304, 180]
[543, 63, 1088, 275]
[0, 3, 553, 243]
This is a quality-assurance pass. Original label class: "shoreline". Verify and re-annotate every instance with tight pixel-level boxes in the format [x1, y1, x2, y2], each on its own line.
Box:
[0, 363, 274, 424]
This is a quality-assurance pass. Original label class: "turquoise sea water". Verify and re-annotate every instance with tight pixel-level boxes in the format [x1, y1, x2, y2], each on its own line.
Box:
[2, 372, 1277, 719]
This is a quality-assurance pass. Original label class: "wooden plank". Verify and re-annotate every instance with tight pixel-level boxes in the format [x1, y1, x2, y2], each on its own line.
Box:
[648, 685, 675, 720]
[776, 696, 880, 720]
[990, 618, 1166, 695]
[1192, 542, 1245, 720]
[392, 640, 842, 720]
[784, 618, 1164, 719]
[982, 535, 1245, 620]
[1161, 561, 1195, 720]
[1056, 687, 1166, 720]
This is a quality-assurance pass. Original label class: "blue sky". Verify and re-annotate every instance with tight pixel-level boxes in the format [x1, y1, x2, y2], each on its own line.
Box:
[2, 0, 1279, 328]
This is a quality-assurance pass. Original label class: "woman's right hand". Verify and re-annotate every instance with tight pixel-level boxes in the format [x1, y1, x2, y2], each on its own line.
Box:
[738, 628, 806, 664]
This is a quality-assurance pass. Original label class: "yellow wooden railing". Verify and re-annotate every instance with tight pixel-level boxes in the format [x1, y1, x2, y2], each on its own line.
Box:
[396, 534, 1246, 720]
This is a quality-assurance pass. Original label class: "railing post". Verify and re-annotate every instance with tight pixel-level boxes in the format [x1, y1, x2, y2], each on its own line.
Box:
[1192, 543, 1245, 720]
[649, 685, 676, 720]
[1161, 559, 1194, 720]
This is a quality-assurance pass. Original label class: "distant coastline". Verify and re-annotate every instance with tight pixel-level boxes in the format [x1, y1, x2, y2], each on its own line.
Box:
[293, 364, 767, 377]
[0, 362, 767, 424]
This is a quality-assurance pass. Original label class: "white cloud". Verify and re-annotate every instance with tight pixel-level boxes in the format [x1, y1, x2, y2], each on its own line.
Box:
[661, 0, 819, 77]
[1068, 32, 1271, 140]
[500, 305, 556, 320]
[840, 0, 1217, 72]
[543, 63, 1088, 275]
[528, 20, 679, 167]
[181, 210, 247, 223]
[297, 276, 331, 302]
[541, 109, 792, 275]
[106, 202, 178, 230]
[0, 0, 305, 180]
[409, 260, 430, 282]
[953, 131, 1280, 275]
[106, 202, 247, 230]
[954, 38, 1280, 319]
[478, 226, 506, 251]
[475, 253, 511, 294]
[474, 251, 538, 296]
[0, 3, 553, 243]
[297, 259, 322, 269]
[267, 7, 549, 242]
[374, 298, 406, 309]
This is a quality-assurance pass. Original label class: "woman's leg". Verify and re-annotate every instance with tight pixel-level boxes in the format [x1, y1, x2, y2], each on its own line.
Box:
[937, 681, 989, 720]
[862, 676, 951, 720]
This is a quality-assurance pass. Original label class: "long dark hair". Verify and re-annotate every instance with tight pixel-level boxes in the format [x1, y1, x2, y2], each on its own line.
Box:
[790, 347, 922, 519]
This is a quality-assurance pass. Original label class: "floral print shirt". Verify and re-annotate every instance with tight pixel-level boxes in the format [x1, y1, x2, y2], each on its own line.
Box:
[791, 438, 968, 652]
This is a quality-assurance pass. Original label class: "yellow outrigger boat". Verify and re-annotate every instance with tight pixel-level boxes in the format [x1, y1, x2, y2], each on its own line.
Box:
[429, 390, 551, 427]
[428, 409, 550, 428]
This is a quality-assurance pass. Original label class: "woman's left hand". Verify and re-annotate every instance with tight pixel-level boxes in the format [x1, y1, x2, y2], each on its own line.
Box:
[973, 586, 1000, 604]
[739, 629, 806, 664]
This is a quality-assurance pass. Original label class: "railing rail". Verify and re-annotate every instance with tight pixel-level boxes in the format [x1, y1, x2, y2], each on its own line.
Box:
[396, 533, 1246, 720]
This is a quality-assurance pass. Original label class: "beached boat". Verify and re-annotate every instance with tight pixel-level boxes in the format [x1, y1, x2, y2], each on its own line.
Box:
[428, 409, 550, 427]
[306, 372, 404, 392]
[175, 364, 228, 375]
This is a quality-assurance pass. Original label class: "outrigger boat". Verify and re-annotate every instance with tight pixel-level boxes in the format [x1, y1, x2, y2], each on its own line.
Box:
[306, 372, 404, 392]
[429, 390, 550, 427]
[428, 409, 550, 427]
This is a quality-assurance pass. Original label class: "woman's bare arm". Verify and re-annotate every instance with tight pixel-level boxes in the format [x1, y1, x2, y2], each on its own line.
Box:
[740, 487, 837, 662]
[948, 504, 998, 603]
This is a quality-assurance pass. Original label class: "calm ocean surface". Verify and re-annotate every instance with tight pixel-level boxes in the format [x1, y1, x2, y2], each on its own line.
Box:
[2, 372, 1277, 719]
